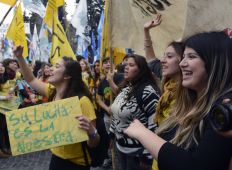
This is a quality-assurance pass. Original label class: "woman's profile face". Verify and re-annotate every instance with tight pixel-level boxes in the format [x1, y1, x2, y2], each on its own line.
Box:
[180, 47, 207, 93]
[161, 45, 181, 78]
[43, 65, 51, 76]
[80, 60, 87, 72]
[0, 63, 5, 74]
[48, 59, 66, 85]
[9, 61, 18, 71]
[124, 57, 139, 81]
[94, 62, 100, 74]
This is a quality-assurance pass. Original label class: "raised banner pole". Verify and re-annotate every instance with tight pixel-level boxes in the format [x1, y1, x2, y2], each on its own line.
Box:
[0, 6, 13, 26]
[0, 0, 18, 26]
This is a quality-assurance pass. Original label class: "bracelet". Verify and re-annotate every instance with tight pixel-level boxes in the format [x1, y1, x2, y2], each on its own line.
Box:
[89, 129, 98, 140]
[144, 43, 153, 47]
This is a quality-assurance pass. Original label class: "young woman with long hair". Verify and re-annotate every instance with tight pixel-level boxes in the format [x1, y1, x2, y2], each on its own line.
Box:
[109, 54, 160, 170]
[124, 31, 232, 170]
[144, 14, 185, 126]
[14, 46, 100, 170]
[79, 58, 93, 90]
[38, 62, 52, 103]
[0, 62, 13, 157]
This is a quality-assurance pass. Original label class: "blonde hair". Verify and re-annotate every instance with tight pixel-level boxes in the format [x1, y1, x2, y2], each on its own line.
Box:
[157, 31, 232, 149]
[80, 59, 91, 73]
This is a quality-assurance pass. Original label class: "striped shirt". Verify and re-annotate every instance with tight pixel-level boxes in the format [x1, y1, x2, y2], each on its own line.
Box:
[110, 85, 159, 158]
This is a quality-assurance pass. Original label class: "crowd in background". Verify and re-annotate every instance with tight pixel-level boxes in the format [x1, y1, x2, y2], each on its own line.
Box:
[0, 15, 232, 170]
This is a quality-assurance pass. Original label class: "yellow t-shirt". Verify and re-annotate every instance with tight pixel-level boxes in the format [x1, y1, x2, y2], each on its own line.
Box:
[44, 83, 96, 166]
[0, 71, 21, 94]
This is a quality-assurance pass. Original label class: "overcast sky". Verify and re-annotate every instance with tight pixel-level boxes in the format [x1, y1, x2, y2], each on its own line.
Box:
[0, 0, 76, 25]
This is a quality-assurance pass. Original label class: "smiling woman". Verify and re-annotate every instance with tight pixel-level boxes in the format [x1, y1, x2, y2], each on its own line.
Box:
[124, 31, 232, 170]
[13, 45, 99, 170]
[180, 47, 208, 93]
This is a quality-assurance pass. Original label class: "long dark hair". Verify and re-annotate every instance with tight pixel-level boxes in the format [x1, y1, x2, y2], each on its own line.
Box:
[158, 31, 232, 149]
[0, 62, 8, 84]
[119, 54, 160, 99]
[93, 60, 100, 80]
[33, 60, 44, 77]
[40, 63, 52, 80]
[2, 58, 18, 80]
[62, 57, 92, 100]
[49, 57, 92, 101]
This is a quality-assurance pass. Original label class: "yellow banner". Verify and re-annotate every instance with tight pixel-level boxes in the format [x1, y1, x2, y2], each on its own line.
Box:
[49, 0, 64, 7]
[109, 0, 187, 58]
[44, 0, 59, 29]
[0, 0, 16, 6]
[100, 0, 110, 60]
[113, 48, 126, 66]
[50, 16, 76, 64]
[109, 0, 232, 58]
[6, 4, 28, 57]
[0, 95, 20, 113]
[5, 96, 88, 156]
[56, 0, 64, 7]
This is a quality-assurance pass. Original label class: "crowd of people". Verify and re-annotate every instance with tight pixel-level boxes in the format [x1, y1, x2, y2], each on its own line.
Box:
[0, 15, 232, 170]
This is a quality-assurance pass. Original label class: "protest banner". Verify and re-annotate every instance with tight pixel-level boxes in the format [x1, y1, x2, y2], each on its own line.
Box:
[0, 92, 20, 113]
[109, 0, 232, 58]
[0, 97, 20, 113]
[5, 96, 88, 156]
[6, 3, 28, 57]
[50, 15, 76, 64]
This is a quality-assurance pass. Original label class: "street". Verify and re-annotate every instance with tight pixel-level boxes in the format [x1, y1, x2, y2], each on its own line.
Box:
[0, 150, 111, 170]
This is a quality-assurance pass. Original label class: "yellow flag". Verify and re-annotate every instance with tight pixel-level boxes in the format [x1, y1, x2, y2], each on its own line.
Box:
[0, 0, 16, 6]
[100, 0, 110, 59]
[50, 16, 76, 64]
[44, 0, 58, 29]
[113, 48, 126, 66]
[44, 0, 64, 29]
[6, 4, 28, 57]
[100, 0, 110, 71]
[55, 0, 64, 7]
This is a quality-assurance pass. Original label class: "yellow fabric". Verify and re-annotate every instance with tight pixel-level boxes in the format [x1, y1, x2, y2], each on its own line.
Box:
[44, 1, 57, 29]
[49, 14, 76, 65]
[100, 0, 110, 72]
[51, 0, 64, 7]
[113, 48, 126, 66]
[44, 0, 64, 28]
[0, 71, 21, 94]
[152, 80, 177, 170]
[6, 4, 28, 57]
[44, 83, 55, 98]
[15, 71, 21, 79]
[152, 160, 159, 170]
[45, 83, 96, 166]
[82, 72, 93, 89]
[155, 79, 177, 125]
[0, 0, 16, 6]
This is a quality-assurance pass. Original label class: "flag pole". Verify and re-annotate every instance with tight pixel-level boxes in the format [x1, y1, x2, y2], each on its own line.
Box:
[0, 7, 13, 27]
[0, 0, 18, 26]
[106, 1, 117, 169]
[50, 6, 55, 64]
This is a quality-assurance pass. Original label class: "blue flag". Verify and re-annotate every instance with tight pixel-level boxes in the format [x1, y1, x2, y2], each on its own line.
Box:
[96, 11, 104, 60]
